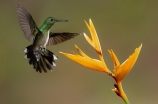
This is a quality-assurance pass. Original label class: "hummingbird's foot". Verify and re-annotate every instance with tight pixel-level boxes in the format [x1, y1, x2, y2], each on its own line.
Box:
[38, 47, 46, 52]
[42, 48, 46, 52]
[33, 50, 39, 55]
[38, 47, 42, 51]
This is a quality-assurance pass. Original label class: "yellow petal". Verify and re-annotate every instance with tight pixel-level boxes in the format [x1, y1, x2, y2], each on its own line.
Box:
[75, 45, 90, 58]
[108, 50, 120, 72]
[114, 44, 142, 81]
[71, 51, 80, 56]
[83, 33, 95, 49]
[108, 49, 120, 72]
[89, 19, 100, 50]
[84, 19, 102, 54]
[60, 51, 111, 73]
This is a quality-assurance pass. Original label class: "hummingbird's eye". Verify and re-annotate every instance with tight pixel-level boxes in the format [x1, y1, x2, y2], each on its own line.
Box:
[50, 18, 54, 21]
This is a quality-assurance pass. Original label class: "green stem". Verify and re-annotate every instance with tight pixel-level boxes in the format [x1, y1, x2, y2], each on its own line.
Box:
[117, 81, 130, 104]
[123, 93, 130, 104]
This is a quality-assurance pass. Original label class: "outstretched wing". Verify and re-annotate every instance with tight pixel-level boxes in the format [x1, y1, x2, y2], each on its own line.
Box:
[17, 4, 39, 41]
[47, 32, 80, 46]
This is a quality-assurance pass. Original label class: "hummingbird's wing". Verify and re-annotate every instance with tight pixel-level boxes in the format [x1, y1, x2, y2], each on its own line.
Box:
[17, 4, 39, 41]
[47, 32, 80, 46]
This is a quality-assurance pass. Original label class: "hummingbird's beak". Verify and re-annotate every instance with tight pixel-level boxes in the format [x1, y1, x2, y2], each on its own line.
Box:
[56, 19, 68, 22]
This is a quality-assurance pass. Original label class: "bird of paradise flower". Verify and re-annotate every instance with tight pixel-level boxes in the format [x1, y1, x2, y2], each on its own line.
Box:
[60, 19, 142, 104]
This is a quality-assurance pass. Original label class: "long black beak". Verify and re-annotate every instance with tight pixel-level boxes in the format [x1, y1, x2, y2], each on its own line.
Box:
[56, 19, 68, 22]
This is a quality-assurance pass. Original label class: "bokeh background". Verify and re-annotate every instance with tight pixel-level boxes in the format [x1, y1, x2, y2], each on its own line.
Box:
[0, 0, 158, 104]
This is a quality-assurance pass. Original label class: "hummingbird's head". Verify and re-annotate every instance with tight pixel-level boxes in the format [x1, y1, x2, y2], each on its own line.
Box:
[46, 17, 68, 26]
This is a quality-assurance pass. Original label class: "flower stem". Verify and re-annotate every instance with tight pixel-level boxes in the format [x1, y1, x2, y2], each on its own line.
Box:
[117, 81, 130, 104]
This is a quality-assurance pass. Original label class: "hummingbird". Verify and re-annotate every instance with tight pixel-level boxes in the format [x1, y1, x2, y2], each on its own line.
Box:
[17, 4, 80, 73]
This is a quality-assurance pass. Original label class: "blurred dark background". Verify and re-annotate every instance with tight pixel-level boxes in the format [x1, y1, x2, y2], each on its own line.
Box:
[0, 0, 158, 104]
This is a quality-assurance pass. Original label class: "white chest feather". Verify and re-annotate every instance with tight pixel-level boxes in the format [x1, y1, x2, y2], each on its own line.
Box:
[43, 30, 50, 47]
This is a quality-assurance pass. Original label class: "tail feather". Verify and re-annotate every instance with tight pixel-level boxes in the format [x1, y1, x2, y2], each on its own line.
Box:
[40, 57, 47, 72]
[32, 55, 37, 69]
[24, 45, 57, 73]
[42, 52, 54, 65]
[37, 62, 42, 73]
[28, 58, 33, 65]
[44, 59, 53, 70]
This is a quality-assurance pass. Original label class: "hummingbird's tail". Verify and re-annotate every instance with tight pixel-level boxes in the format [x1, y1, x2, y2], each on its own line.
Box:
[24, 45, 58, 73]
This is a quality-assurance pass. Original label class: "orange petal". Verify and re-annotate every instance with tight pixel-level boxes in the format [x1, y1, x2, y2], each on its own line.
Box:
[75, 45, 90, 58]
[84, 19, 102, 54]
[71, 51, 80, 56]
[60, 51, 111, 73]
[89, 19, 100, 50]
[83, 33, 95, 50]
[114, 44, 142, 81]
[108, 49, 120, 73]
